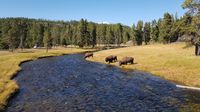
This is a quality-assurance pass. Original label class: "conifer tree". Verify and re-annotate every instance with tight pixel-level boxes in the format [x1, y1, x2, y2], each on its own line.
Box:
[143, 22, 151, 44]
[135, 20, 143, 45]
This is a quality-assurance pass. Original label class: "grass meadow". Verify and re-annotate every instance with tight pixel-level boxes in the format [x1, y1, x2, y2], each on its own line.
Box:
[88, 43, 200, 88]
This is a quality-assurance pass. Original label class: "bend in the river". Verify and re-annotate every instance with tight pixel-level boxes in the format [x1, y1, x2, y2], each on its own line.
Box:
[6, 54, 200, 112]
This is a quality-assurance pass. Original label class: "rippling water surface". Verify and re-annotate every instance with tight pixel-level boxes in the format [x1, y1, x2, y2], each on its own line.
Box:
[6, 54, 200, 112]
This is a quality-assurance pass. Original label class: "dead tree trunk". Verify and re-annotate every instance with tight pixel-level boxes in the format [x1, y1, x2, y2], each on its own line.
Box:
[195, 43, 200, 56]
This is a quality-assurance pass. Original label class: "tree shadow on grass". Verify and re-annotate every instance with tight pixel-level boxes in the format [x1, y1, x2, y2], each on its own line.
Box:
[18, 51, 35, 53]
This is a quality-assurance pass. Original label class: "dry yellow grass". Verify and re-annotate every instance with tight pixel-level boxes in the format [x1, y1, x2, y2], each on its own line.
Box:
[0, 47, 93, 111]
[88, 43, 200, 87]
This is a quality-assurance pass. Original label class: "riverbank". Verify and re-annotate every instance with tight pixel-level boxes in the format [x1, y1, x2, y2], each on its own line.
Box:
[5, 54, 189, 111]
[0, 48, 93, 111]
[88, 43, 200, 88]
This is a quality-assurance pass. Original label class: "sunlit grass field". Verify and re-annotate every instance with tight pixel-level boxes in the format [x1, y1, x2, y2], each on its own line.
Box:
[88, 43, 200, 88]
[0, 47, 92, 111]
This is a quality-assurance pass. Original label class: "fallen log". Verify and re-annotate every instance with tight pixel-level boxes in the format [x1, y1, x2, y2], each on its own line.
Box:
[176, 85, 200, 91]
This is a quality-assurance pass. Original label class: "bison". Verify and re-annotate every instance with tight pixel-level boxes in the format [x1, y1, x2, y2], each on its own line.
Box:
[119, 57, 134, 66]
[84, 53, 93, 59]
[105, 55, 118, 63]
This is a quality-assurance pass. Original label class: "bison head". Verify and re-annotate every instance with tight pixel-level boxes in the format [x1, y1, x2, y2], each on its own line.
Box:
[105, 58, 109, 62]
[118, 61, 122, 66]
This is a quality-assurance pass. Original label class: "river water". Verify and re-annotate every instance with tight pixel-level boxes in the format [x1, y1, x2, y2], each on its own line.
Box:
[5, 54, 200, 112]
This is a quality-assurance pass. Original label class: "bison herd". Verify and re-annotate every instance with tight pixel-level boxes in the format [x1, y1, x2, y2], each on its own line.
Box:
[84, 52, 134, 66]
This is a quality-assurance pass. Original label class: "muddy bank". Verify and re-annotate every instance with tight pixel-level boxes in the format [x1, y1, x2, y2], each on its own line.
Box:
[6, 54, 200, 112]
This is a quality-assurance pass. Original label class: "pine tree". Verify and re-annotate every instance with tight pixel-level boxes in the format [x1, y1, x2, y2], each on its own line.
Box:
[182, 0, 200, 44]
[182, 0, 200, 15]
[43, 27, 52, 53]
[135, 20, 143, 45]
[8, 22, 18, 52]
[89, 23, 97, 48]
[106, 26, 115, 45]
[132, 24, 136, 45]
[97, 25, 107, 45]
[150, 20, 159, 42]
[18, 21, 28, 51]
[115, 23, 123, 46]
[143, 22, 151, 44]
[123, 31, 130, 44]
[66, 24, 73, 45]
[159, 13, 173, 43]
[27, 22, 39, 47]
[0, 20, 11, 49]
[77, 19, 90, 47]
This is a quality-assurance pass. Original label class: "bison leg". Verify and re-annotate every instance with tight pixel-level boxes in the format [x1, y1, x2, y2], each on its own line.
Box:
[131, 60, 134, 64]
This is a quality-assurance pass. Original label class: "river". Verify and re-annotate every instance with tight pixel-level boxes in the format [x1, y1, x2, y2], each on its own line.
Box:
[5, 54, 200, 112]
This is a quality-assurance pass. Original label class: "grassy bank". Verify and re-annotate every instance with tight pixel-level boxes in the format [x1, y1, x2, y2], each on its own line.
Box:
[0, 47, 92, 111]
[88, 43, 200, 87]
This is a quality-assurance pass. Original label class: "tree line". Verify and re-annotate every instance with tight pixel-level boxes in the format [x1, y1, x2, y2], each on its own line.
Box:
[0, 0, 199, 51]
[0, 18, 133, 51]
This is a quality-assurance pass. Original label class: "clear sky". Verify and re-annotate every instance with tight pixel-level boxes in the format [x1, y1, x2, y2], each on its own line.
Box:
[0, 0, 186, 26]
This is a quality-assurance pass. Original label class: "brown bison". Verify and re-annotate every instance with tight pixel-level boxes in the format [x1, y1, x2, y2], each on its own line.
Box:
[119, 57, 134, 66]
[84, 53, 93, 59]
[105, 55, 118, 63]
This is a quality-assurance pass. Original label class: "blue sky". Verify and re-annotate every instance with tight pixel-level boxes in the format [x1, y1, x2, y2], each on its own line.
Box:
[0, 0, 186, 26]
